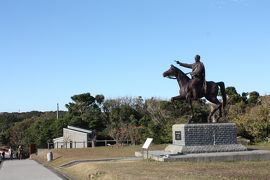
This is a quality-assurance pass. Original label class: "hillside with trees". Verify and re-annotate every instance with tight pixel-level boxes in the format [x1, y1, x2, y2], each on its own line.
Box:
[0, 87, 269, 156]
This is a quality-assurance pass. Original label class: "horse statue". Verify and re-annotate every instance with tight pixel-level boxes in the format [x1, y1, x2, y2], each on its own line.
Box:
[163, 65, 227, 123]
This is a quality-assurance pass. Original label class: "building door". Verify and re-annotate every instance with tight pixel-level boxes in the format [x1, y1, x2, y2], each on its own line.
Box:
[70, 141, 73, 148]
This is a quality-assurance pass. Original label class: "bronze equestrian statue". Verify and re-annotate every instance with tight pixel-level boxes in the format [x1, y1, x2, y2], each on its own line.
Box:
[163, 55, 227, 123]
[176, 55, 205, 100]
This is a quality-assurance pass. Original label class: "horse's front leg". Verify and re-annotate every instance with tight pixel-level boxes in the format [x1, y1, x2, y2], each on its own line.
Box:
[187, 96, 194, 124]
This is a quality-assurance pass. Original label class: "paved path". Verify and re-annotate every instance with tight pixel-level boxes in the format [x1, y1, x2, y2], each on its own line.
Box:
[0, 160, 63, 180]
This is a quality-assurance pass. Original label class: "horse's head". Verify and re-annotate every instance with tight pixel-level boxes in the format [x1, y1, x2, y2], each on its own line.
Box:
[163, 64, 191, 84]
[163, 65, 178, 78]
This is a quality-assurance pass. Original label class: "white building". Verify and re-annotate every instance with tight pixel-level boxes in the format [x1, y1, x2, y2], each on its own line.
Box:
[53, 126, 93, 149]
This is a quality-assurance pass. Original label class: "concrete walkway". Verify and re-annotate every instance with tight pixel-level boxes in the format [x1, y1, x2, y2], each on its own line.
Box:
[0, 160, 63, 180]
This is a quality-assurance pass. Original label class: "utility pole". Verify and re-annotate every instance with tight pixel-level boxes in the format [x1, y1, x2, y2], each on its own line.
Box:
[57, 103, 59, 120]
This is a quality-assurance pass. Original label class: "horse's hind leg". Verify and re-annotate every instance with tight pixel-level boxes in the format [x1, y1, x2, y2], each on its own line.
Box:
[207, 97, 222, 123]
[208, 105, 221, 123]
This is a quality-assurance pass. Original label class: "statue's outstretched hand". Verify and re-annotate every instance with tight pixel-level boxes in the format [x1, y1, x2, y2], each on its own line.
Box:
[175, 60, 181, 65]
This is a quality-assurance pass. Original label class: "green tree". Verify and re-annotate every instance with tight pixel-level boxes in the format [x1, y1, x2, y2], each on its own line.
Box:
[9, 118, 35, 147]
[104, 97, 144, 144]
[232, 96, 270, 142]
[23, 118, 55, 148]
[65, 93, 106, 132]
[248, 91, 260, 105]
[226, 86, 242, 105]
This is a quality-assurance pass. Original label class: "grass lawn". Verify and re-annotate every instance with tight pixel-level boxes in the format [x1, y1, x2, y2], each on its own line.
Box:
[32, 143, 270, 180]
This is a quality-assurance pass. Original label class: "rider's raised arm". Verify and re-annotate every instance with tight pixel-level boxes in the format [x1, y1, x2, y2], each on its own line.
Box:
[178, 62, 193, 69]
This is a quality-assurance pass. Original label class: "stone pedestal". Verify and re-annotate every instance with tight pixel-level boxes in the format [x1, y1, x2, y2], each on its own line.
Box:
[165, 123, 247, 154]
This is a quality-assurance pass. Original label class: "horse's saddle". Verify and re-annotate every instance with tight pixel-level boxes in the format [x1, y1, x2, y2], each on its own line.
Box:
[186, 80, 207, 98]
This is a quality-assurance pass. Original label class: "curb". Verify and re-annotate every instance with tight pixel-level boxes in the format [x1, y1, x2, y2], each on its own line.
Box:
[59, 156, 141, 168]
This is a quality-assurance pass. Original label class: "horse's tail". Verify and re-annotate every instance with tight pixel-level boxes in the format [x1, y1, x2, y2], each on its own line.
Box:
[217, 81, 227, 109]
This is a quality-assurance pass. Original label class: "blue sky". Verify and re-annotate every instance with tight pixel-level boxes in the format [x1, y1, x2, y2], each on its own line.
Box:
[0, 0, 269, 112]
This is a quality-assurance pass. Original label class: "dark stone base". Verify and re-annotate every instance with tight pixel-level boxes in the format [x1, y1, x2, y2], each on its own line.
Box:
[169, 123, 247, 154]
[165, 144, 247, 154]
[173, 123, 238, 146]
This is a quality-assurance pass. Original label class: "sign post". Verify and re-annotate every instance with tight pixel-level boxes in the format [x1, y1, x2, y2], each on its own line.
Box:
[142, 138, 153, 160]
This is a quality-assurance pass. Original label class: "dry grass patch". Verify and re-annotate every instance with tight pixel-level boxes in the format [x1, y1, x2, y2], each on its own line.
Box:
[63, 160, 270, 180]
[32, 144, 166, 167]
[32, 143, 270, 179]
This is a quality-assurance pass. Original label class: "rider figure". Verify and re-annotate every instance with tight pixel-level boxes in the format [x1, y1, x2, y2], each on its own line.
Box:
[176, 55, 206, 99]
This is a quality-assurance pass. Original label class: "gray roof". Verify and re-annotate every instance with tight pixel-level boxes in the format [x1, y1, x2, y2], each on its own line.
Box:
[67, 126, 92, 134]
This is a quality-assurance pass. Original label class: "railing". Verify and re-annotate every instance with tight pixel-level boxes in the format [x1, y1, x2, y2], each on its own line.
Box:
[47, 140, 131, 149]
